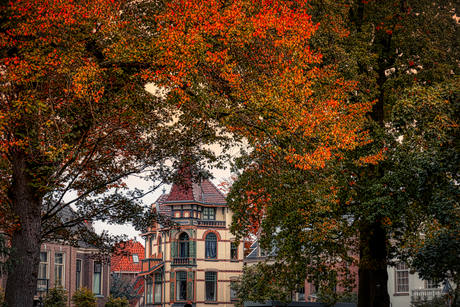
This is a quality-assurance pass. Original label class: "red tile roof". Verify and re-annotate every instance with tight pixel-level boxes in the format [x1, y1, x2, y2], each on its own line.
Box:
[152, 193, 172, 217]
[131, 276, 145, 307]
[111, 240, 145, 272]
[164, 166, 226, 205]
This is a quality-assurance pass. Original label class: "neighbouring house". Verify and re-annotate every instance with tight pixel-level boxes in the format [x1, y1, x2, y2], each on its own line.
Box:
[245, 239, 359, 302]
[139, 166, 244, 307]
[387, 263, 447, 307]
[111, 238, 145, 307]
[1, 206, 111, 307]
[36, 241, 111, 307]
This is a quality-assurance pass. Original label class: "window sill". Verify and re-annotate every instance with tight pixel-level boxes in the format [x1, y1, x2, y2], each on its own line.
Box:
[95, 295, 104, 298]
[393, 293, 409, 296]
[204, 302, 218, 304]
[205, 259, 218, 262]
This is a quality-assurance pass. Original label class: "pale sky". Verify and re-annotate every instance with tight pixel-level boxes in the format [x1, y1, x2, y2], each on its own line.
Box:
[93, 167, 233, 245]
[93, 84, 238, 245]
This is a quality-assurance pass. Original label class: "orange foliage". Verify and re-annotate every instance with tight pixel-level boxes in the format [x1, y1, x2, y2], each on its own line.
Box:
[130, 0, 377, 171]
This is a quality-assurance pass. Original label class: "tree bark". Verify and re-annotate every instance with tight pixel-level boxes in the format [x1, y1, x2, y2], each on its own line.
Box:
[358, 221, 390, 307]
[5, 149, 43, 307]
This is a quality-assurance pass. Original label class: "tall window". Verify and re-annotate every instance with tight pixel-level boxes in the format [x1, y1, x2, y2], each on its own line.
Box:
[155, 274, 162, 303]
[54, 253, 65, 286]
[203, 207, 215, 220]
[231, 242, 237, 260]
[93, 262, 102, 295]
[297, 287, 305, 301]
[176, 271, 187, 301]
[205, 272, 217, 301]
[396, 263, 409, 293]
[158, 236, 162, 254]
[76, 259, 82, 289]
[179, 233, 189, 258]
[38, 252, 49, 290]
[230, 281, 237, 300]
[205, 233, 217, 259]
[146, 276, 153, 304]
[150, 237, 154, 256]
[427, 280, 439, 289]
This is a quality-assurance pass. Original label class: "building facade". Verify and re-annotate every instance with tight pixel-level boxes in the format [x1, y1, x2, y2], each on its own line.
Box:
[34, 242, 111, 307]
[245, 239, 359, 302]
[140, 173, 243, 307]
[111, 238, 145, 307]
[387, 263, 446, 307]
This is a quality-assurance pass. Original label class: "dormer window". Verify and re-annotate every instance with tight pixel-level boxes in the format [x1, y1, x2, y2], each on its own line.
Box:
[203, 207, 215, 220]
[133, 253, 139, 263]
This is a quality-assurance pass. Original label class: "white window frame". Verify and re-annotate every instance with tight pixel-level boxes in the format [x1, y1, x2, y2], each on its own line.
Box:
[427, 280, 439, 289]
[93, 262, 102, 295]
[76, 259, 82, 290]
[38, 251, 49, 290]
[132, 253, 139, 263]
[395, 262, 409, 293]
[54, 252, 65, 286]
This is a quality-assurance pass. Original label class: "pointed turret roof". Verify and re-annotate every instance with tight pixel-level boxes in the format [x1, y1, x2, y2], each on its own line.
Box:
[153, 165, 226, 207]
[165, 178, 226, 204]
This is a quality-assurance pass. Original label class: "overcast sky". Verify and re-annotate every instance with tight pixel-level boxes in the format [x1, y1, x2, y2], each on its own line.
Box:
[92, 163, 233, 246]
[92, 84, 237, 245]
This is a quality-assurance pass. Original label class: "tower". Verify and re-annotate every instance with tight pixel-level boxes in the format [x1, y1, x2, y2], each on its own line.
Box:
[140, 168, 243, 307]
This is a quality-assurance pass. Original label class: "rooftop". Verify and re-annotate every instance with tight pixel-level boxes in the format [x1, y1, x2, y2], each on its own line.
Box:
[111, 239, 145, 272]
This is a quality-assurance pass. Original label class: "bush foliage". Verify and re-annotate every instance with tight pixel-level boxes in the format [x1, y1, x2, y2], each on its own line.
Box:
[72, 287, 97, 307]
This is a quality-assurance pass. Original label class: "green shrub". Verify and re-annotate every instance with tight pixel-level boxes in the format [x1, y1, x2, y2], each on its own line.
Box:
[0, 287, 6, 307]
[105, 295, 130, 307]
[72, 287, 97, 307]
[317, 290, 358, 305]
[410, 296, 460, 307]
[42, 283, 68, 307]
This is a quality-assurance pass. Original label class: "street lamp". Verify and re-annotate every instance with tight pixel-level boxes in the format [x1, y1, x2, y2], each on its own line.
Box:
[36, 287, 46, 307]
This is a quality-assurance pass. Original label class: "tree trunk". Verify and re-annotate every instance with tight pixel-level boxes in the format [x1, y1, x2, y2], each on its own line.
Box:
[358, 221, 390, 307]
[5, 150, 43, 307]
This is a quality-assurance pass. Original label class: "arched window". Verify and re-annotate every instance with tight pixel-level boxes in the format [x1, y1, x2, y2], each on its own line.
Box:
[179, 233, 189, 258]
[205, 233, 217, 259]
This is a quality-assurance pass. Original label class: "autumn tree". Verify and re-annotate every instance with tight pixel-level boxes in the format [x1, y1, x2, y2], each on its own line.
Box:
[393, 79, 460, 307]
[227, 1, 460, 307]
[0, 0, 375, 306]
[0, 0, 225, 306]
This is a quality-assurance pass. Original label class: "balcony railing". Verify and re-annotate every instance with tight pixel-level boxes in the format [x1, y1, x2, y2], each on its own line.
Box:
[141, 258, 164, 272]
[172, 257, 196, 266]
[411, 289, 443, 300]
[197, 220, 226, 227]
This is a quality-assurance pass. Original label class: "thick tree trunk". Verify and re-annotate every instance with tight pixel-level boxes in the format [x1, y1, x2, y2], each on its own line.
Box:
[5, 150, 43, 307]
[358, 221, 390, 307]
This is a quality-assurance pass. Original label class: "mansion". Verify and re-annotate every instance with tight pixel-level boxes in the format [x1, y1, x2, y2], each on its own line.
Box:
[140, 169, 243, 307]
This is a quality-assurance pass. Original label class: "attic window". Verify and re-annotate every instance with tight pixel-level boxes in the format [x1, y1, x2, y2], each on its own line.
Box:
[203, 207, 215, 220]
[133, 254, 139, 263]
